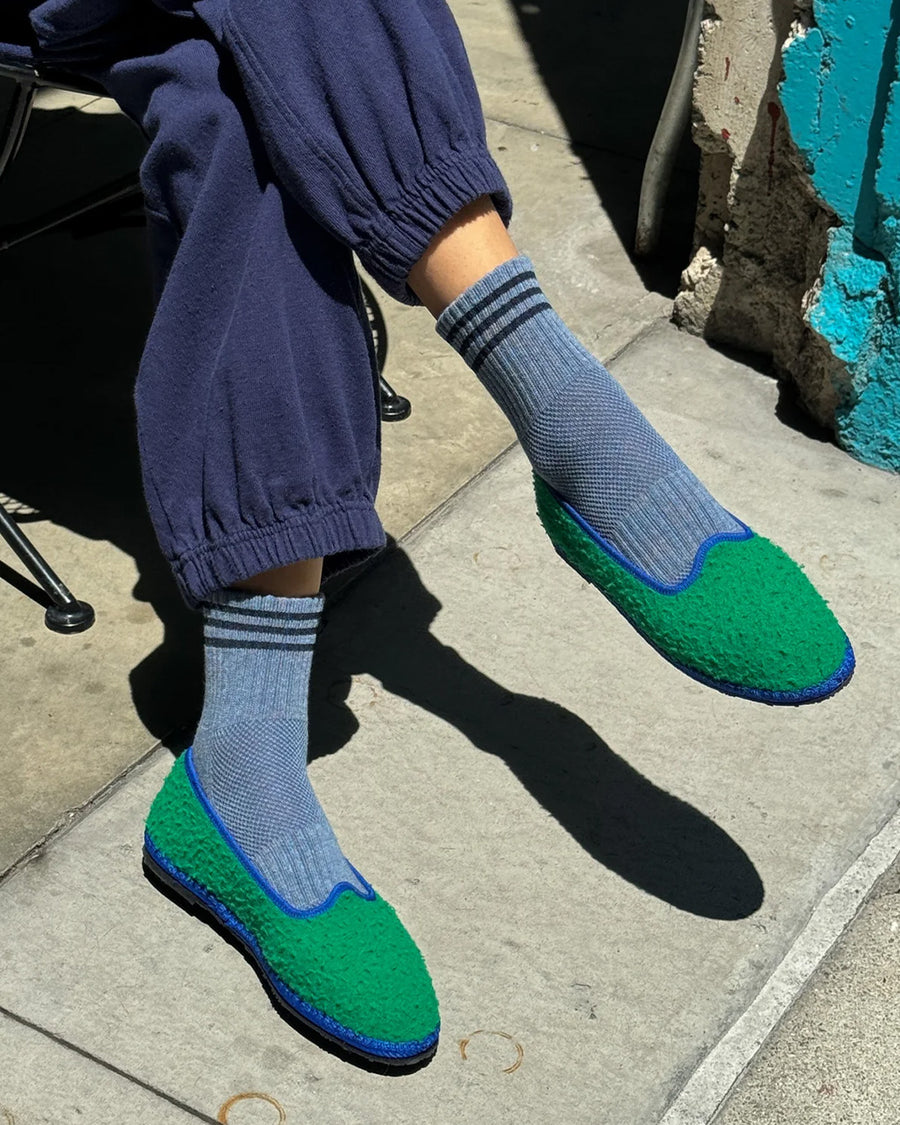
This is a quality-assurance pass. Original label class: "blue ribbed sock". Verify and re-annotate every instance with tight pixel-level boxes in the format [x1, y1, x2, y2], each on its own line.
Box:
[436, 256, 743, 584]
[191, 590, 366, 911]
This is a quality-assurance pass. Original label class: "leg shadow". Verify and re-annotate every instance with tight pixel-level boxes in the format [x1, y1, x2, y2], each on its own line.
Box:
[312, 544, 764, 921]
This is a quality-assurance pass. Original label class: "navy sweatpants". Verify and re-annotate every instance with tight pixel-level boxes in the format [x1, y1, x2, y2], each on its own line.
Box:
[23, 0, 512, 604]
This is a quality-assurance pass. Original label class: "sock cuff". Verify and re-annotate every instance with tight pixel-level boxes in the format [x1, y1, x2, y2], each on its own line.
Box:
[204, 589, 324, 614]
[435, 255, 538, 343]
[202, 590, 324, 649]
[437, 254, 595, 432]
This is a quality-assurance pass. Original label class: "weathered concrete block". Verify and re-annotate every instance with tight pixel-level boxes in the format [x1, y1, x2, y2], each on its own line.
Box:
[676, 0, 900, 472]
[674, 2, 830, 403]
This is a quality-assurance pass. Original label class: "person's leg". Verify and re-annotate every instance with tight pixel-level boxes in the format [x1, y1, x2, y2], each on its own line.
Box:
[410, 206, 742, 587]
[405, 194, 517, 315]
[182, 0, 512, 304]
[406, 193, 741, 586]
[407, 195, 518, 316]
[27, 4, 439, 1061]
[100, 27, 381, 848]
[103, 27, 392, 897]
[232, 558, 324, 598]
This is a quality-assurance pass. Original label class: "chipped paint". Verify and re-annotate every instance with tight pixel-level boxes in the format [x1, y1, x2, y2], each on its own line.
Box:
[782, 0, 900, 470]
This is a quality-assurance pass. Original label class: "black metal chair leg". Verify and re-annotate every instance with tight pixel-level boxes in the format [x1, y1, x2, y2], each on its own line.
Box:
[0, 170, 143, 251]
[378, 374, 412, 421]
[358, 278, 411, 421]
[0, 504, 94, 632]
[0, 79, 36, 179]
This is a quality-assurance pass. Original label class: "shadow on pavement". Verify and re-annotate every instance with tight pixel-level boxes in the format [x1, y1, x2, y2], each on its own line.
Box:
[312, 545, 764, 922]
[506, 0, 701, 295]
[0, 100, 203, 741]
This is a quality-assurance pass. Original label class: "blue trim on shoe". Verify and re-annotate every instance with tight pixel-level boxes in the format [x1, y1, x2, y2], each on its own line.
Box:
[143, 834, 439, 1061]
[183, 747, 375, 918]
[547, 482, 753, 594]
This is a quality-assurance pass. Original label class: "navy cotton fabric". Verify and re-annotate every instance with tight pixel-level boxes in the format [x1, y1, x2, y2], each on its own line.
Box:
[12, 0, 512, 604]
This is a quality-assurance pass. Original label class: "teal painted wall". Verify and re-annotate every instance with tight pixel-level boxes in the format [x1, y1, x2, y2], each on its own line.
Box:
[782, 0, 900, 471]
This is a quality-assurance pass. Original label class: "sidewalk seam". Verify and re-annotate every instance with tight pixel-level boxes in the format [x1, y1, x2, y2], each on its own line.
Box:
[658, 799, 900, 1125]
[0, 732, 188, 888]
[0, 1005, 218, 1123]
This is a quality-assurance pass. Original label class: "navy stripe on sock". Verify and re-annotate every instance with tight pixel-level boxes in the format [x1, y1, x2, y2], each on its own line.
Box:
[469, 302, 552, 371]
[455, 286, 544, 363]
[442, 269, 537, 346]
[204, 637, 317, 652]
[206, 605, 321, 622]
[205, 618, 319, 637]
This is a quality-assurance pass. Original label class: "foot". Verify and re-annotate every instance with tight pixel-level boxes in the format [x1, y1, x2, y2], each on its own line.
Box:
[144, 751, 440, 1064]
[437, 257, 854, 702]
[144, 590, 439, 1062]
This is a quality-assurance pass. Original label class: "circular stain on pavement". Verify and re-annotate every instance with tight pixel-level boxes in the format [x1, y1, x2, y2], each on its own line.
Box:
[217, 1091, 287, 1124]
[458, 1029, 524, 1074]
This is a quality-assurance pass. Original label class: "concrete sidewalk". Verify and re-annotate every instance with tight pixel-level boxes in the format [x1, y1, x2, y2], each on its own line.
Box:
[1, 319, 898, 1124]
[1, 2, 899, 1122]
[713, 859, 900, 1125]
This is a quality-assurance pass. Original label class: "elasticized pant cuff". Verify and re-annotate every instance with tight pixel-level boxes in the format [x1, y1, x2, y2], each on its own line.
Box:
[171, 501, 386, 607]
[359, 146, 513, 305]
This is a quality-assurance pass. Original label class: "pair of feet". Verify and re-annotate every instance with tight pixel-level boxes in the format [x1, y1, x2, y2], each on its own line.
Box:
[143, 257, 853, 1065]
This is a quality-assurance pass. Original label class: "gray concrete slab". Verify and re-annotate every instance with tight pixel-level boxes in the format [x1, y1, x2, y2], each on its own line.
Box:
[450, 0, 698, 162]
[660, 793, 900, 1125]
[0, 1010, 207, 1124]
[713, 864, 900, 1125]
[0, 322, 896, 1124]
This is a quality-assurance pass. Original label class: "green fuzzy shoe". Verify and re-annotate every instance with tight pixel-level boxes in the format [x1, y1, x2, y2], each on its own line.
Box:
[143, 750, 440, 1065]
[534, 475, 854, 705]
